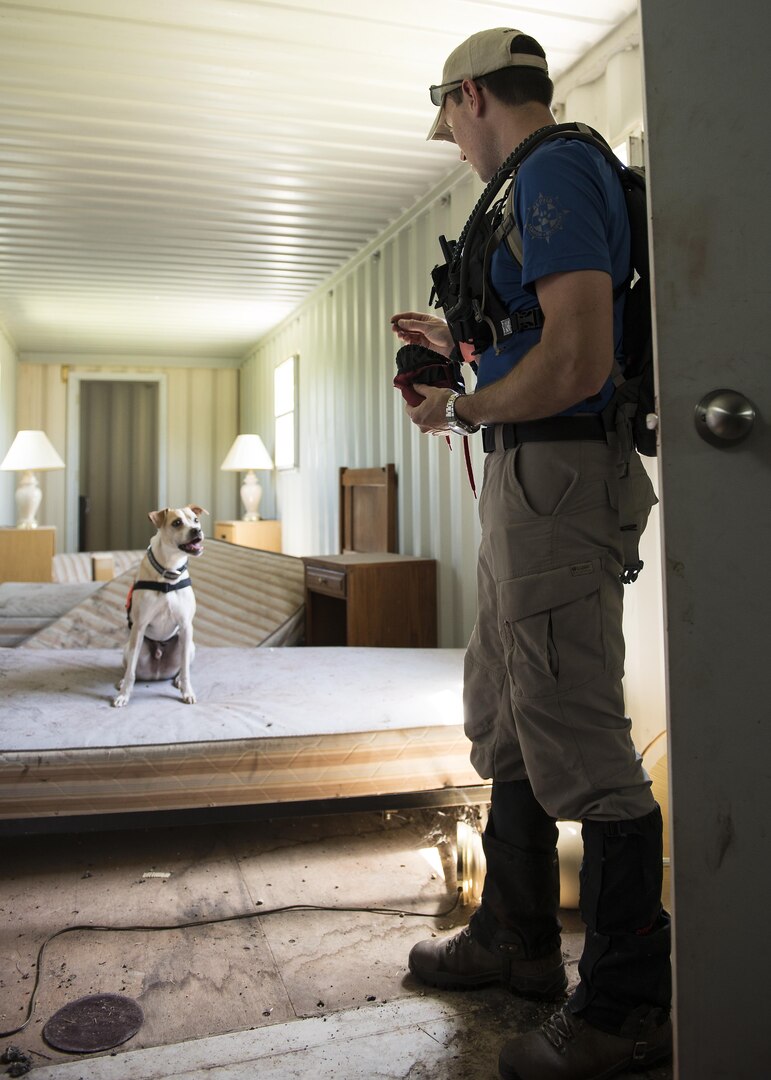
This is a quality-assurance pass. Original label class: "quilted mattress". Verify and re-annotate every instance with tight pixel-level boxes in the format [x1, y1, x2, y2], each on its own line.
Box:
[24, 539, 305, 650]
[0, 647, 476, 820]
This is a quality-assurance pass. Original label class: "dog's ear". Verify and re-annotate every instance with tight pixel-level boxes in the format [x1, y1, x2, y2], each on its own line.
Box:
[189, 506, 209, 517]
[148, 509, 168, 528]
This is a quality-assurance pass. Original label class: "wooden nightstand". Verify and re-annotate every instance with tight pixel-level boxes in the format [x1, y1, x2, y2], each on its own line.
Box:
[0, 526, 56, 583]
[302, 553, 437, 647]
[214, 519, 282, 552]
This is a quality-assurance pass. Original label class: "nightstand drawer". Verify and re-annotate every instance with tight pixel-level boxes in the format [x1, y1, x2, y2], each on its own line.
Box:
[305, 566, 347, 597]
[213, 520, 281, 552]
[215, 523, 236, 542]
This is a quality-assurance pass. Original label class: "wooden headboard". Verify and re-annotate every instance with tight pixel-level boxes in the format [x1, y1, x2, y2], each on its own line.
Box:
[339, 465, 397, 553]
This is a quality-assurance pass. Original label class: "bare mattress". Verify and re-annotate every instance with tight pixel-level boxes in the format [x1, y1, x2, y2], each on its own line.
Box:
[0, 646, 475, 821]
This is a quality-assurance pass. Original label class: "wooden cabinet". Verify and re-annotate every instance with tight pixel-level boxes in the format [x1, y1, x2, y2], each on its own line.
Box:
[213, 520, 282, 552]
[0, 526, 55, 583]
[303, 553, 437, 647]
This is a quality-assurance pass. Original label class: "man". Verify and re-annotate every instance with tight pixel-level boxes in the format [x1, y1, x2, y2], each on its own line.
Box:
[392, 28, 671, 1080]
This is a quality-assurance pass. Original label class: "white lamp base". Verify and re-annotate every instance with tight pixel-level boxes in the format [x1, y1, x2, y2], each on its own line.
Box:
[240, 470, 263, 522]
[15, 470, 42, 529]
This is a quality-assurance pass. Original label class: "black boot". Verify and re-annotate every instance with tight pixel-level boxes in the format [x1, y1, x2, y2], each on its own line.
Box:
[498, 805, 672, 1079]
[408, 924, 565, 997]
[498, 1003, 672, 1079]
[470, 779, 563, 964]
[570, 805, 671, 1033]
[409, 780, 566, 1000]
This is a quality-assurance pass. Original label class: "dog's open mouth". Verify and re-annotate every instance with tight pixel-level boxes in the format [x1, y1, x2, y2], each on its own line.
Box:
[179, 539, 204, 556]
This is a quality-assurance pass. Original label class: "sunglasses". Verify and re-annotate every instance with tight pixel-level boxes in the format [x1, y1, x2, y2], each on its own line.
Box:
[429, 79, 463, 107]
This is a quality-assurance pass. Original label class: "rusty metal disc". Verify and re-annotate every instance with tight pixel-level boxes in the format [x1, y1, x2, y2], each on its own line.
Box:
[43, 993, 143, 1053]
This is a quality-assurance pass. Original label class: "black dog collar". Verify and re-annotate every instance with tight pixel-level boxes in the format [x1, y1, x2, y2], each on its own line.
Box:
[146, 545, 188, 580]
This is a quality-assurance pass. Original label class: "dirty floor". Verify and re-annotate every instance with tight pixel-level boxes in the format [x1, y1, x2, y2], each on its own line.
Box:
[0, 808, 673, 1078]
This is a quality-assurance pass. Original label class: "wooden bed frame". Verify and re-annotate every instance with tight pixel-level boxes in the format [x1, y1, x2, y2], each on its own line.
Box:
[0, 646, 477, 824]
[0, 494, 476, 829]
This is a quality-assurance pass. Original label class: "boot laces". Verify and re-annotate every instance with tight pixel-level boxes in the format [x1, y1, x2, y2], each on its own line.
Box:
[542, 1010, 577, 1054]
[446, 926, 473, 954]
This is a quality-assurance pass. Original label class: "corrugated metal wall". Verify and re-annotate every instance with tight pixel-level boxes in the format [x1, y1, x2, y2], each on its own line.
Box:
[164, 367, 239, 522]
[240, 166, 486, 648]
[0, 327, 18, 513]
[14, 361, 68, 536]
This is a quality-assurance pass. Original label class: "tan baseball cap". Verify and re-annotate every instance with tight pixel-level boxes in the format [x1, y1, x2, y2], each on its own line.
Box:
[427, 28, 549, 142]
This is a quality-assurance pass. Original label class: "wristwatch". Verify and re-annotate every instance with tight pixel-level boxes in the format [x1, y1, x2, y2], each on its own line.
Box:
[445, 391, 480, 436]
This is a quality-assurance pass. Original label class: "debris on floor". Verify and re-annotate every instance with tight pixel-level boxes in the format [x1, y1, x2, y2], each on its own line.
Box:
[1, 1045, 33, 1077]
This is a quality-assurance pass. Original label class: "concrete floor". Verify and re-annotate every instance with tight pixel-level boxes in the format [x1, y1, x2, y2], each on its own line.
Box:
[0, 807, 673, 1079]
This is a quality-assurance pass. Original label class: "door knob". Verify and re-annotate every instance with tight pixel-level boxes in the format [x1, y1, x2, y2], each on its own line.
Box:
[694, 389, 756, 446]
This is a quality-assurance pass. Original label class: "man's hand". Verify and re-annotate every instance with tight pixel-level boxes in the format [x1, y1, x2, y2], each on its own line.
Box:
[405, 383, 454, 433]
[391, 312, 454, 357]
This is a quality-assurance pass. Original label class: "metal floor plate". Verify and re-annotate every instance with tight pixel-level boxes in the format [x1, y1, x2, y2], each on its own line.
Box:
[43, 993, 143, 1054]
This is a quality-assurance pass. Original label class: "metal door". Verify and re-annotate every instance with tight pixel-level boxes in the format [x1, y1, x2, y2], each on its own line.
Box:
[79, 380, 158, 551]
[641, 2, 771, 1075]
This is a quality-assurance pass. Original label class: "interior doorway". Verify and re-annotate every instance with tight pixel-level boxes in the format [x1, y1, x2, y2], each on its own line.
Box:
[65, 372, 167, 554]
[78, 380, 159, 551]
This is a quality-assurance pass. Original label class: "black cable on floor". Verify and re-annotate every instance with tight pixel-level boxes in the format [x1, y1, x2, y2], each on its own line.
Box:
[0, 890, 462, 1039]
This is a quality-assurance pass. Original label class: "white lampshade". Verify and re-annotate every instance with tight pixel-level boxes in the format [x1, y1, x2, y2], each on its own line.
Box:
[1, 430, 65, 472]
[220, 434, 274, 472]
[220, 434, 274, 522]
[1, 429, 65, 529]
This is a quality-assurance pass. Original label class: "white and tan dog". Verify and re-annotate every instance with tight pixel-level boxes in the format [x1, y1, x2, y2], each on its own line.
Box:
[114, 505, 207, 708]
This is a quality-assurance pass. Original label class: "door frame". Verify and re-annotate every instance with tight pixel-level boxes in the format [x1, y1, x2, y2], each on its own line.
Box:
[640, 1, 771, 1073]
[65, 372, 168, 552]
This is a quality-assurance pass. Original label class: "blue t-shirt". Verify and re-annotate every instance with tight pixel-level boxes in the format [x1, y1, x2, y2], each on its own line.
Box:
[475, 138, 630, 415]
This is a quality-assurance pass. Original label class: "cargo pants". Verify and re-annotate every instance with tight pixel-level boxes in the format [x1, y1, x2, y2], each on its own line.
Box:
[464, 429, 672, 1031]
[464, 429, 658, 822]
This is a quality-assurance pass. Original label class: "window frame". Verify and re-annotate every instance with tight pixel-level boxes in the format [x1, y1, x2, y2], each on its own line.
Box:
[273, 354, 298, 472]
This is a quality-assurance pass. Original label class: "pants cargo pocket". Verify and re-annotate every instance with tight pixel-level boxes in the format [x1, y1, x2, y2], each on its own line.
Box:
[499, 559, 607, 699]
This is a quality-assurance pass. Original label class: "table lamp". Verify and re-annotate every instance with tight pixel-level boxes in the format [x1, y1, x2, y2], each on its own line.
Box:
[0, 429, 65, 528]
[220, 434, 274, 521]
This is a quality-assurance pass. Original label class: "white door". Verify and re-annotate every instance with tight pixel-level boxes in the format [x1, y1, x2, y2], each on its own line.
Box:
[641, 2, 771, 1076]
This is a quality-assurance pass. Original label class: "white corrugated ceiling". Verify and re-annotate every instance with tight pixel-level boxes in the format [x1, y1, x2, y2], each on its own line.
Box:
[0, 0, 636, 360]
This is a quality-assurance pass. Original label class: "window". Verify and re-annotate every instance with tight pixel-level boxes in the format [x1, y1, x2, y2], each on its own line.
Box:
[274, 355, 298, 470]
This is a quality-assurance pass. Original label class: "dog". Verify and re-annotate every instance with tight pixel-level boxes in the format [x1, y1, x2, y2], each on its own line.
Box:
[113, 505, 207, 708]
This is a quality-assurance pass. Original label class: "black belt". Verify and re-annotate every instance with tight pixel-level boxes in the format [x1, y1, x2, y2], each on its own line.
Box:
[482, 416, 607, 452]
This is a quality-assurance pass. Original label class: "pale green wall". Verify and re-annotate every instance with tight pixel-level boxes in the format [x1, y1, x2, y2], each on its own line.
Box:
[0, 323, 18, 525]
[14, 361, 239, 546]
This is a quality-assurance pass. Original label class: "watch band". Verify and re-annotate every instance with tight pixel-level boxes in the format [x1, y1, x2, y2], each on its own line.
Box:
[445, 391, 480, 436]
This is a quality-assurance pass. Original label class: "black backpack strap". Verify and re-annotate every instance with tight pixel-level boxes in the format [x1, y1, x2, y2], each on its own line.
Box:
[498, 122, 622, 270]
[482, 123, 621, 344]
